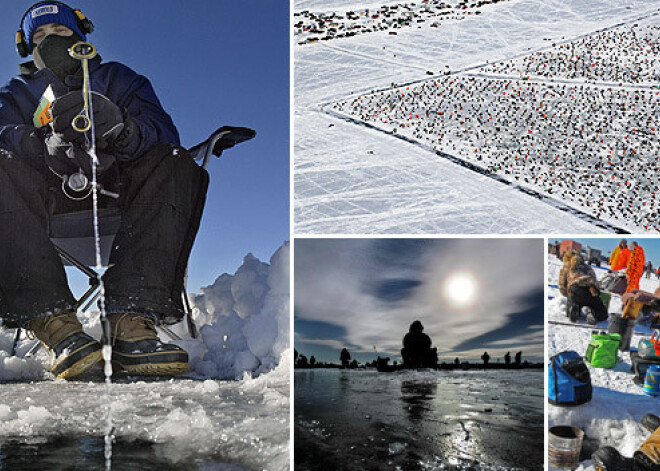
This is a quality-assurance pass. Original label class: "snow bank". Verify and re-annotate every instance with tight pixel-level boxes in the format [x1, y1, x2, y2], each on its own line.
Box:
[548, 253, 660, 470]
[183, 241, 290, 380]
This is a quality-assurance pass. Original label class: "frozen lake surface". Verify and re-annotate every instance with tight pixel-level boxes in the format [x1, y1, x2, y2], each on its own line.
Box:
[294, 0, 660, 233]
[295, 368, 543, 470]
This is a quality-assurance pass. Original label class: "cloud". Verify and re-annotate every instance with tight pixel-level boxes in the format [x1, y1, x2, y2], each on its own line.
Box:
[294, 239, 544, 360]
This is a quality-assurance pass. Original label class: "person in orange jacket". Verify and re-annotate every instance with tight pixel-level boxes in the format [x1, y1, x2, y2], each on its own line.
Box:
[626, 242, 646, 293]
[610, 239, 631, 271]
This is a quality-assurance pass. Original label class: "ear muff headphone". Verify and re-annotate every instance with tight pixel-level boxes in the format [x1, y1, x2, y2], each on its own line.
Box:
[16, 1, 94, 58]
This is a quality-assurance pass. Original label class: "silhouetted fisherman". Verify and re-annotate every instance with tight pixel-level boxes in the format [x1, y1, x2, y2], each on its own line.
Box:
[340, 348, 351, 368]
[505, 352, 511, 365]
[401, 320, 438, 368]
[481, 351, 490, 365]
[515, 351, 522, 365]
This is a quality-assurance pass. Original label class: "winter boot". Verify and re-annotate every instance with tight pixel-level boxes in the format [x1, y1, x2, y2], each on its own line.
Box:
[108, 313, 189, 376]
[585, 307, 598, 325]
[27, 311, 102, 379]
[634, 427, 660, 470]
[642, 414, 660, 433]
[592, 446, 650, 471]
[568, 302, 581, 323]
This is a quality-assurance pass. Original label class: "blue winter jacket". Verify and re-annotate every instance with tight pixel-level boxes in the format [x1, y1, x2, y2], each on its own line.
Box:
[0, 58, 180, 161]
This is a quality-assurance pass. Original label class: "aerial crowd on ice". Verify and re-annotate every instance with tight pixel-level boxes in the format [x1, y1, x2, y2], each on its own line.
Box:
[331, 23, 660, 231]
[294, 0, 511, 45]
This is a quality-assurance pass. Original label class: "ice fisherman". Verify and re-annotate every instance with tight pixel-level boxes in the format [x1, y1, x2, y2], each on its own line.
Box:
[401, 320, 438, 368]
[626, 241, 646, 293]
[593, 412, 660, 470]
[610, 239, 631, 271]
[0, 2, 208, 379]
[558, 250, 609, 325]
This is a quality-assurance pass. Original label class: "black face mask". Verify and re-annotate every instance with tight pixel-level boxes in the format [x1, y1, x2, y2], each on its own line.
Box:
[34, 33, 82, 80]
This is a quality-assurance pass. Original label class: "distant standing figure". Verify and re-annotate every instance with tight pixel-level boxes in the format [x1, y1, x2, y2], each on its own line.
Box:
[481, 351, 490, 365]
[505, 352, 511, 365]
[646, 261, 654, 279]
[401, 320, 438, 368]
[340, 348, 351, 368]
[626, 242, 645, 293]
[454, 357, 460, 365]
[554, 241, 561, 259]
[610, 239, 630, 271]
[310, 356, 316, 367]
[515, 351, 522, 365]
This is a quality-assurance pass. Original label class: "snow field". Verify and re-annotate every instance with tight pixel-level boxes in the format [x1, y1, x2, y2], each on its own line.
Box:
[331, 19, 660, 231]
[548, 254, 660, 470]
[295, 0, 660, 233]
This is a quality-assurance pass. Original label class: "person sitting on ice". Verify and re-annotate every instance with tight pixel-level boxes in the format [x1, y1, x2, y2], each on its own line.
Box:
[401, 320, 437, 368]
[0, 2, 208, 379]
[592, 412, 660, 471]
[558, 251, 608, 325]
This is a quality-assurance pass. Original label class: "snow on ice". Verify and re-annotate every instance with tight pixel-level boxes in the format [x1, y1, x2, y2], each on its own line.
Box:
[0, 242, 290, 470]
[294, 0, 660, 233]
[548, 252, 660, 471]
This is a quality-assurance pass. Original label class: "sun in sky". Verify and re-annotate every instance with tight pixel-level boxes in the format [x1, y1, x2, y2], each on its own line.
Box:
[442, 272, 478, 308]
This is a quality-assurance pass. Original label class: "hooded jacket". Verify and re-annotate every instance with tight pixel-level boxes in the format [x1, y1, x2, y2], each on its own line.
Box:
[610, 246, 631, 271]
[0, 58, 179, 161]
[559, 252, 598, 297]
[626, 245, 645, 287]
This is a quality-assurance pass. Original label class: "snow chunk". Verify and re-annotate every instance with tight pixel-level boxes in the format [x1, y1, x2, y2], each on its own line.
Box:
[185, 242, 290, 380]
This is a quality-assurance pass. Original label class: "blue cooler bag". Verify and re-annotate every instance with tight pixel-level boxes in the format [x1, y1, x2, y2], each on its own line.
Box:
[549, 351, 592, 406]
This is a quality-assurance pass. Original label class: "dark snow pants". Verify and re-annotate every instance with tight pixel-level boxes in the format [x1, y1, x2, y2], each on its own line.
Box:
[0, 144, 208, 327]
[567, 286, 609, 323]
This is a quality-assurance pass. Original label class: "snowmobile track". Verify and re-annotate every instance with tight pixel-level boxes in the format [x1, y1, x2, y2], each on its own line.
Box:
[324, 107, 629, 233]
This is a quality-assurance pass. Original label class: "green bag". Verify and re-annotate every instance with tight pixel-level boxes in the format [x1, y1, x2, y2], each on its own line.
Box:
[585, 332, 621, 368]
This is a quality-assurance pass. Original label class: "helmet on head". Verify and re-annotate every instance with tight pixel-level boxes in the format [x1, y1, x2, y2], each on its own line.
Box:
[16, 1, 94, 57]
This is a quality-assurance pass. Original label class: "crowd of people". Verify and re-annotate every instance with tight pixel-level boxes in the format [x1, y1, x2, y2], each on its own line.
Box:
[294, 0, 510, 45]
[333, 62, 660, 230]
[482, 24, 660, 84]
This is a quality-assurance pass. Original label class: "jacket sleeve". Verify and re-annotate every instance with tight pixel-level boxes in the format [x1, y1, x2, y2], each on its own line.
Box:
[0, 82, 38, 156]
[558, 266, 568, 297]
[104, 63, 180, 160]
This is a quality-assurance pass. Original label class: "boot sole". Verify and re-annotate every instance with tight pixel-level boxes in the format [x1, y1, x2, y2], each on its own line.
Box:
[112, 351, 189, 376]
[114, 361, 190, 376]
[53, 346, 103, 380]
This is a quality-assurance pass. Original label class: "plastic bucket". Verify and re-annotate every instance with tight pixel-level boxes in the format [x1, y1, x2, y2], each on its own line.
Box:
[644, 365, 660, 396]
[548, 426, 584, 469]
[608, 315, 635, 351]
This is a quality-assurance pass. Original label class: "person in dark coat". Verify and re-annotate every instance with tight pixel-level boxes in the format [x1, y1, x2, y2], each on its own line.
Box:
[504, 352, 511, 365]
[401, 320, 438, 368]
[515, 351, 522, 365]
[481, 351, 490, 365]
[0, 2, 208, 379]
[340, 348, 351, 368]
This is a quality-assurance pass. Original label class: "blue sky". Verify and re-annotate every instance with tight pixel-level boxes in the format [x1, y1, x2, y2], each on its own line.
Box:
[294, 239, 544, 364]
[552, 238, 660, 268]
[0, 1, 289, 295]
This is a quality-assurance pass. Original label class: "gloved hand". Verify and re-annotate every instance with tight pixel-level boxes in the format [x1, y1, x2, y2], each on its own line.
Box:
[51, 91, 126, 149]
[44, 131, 116, 179]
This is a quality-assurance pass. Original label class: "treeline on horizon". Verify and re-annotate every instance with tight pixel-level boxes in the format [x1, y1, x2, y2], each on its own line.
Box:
[293, 349, 543, 370]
